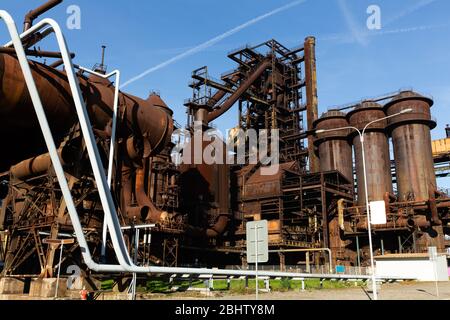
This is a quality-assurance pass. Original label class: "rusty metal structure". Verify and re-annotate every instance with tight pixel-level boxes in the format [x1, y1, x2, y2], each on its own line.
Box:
[315, 91, 450, 266]
[347, 101, 393, 206]
[0, 1, 448, 288]
[179, 38, 337, 269]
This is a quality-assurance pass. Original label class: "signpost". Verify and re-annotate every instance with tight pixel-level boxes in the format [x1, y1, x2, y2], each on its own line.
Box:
[246, 220, 268, 300]
[43, 238, 75, 299]
[121, 224, 156, 301]
[429, 246, 439, 297]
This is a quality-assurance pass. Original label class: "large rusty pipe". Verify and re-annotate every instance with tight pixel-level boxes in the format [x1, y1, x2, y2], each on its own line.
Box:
[207, 59, 272, 123]
[0, 47, 74, 59]
[24, 0, 63, 31]
[428, 189, 442, 226]
[304, 36, 320, 173]
[135, 167, 167, 223]
[11, 151, 63, 180]
[207, 74, 241, 108]
[356, 215, 431, 231]
[120, 166, 152, 222]
[10, 145, 77, 179]
[0, 54, 173, 171]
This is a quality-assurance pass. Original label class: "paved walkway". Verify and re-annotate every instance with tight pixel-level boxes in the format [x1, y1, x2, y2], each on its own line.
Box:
[214, 281, 450, 300]
[1, 281, 449, 300]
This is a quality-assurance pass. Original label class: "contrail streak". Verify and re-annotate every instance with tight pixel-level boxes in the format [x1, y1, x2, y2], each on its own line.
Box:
[385, 0, 439, 27]
[337, 0, 368, 46]
[319, 23, 448, 43]
[121, 0, 306, 89]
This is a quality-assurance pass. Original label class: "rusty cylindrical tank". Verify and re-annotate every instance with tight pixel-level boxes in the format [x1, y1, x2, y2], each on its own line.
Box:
[0, 53, 173, 171]
[384, 91, 437, 202]
[313, 110, 354, 185]
[178, 132, 230, 238]
[347, 101, 393, 206]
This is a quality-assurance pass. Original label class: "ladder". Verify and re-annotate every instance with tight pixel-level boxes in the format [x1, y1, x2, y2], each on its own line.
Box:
[32, 228, 46, 271]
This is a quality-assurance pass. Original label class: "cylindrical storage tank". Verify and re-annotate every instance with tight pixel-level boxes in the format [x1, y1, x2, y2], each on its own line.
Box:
[313, 110, 353, 185]
[384, 91, 437, 201]
[347, 101, 393, 206]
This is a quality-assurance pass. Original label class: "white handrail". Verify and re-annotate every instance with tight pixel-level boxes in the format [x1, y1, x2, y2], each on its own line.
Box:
[77, 66, 120, 189]
[0, 11, 132, 271]
[77, 66, 120, 259]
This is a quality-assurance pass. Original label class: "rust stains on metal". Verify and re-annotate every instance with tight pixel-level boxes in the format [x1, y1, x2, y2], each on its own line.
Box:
[23, 0, 63, 31]
[313, 110, 354, 185]
[385, 90, 437, 202]
[304, 36, 320, 173]
[347, 101, 393, 205]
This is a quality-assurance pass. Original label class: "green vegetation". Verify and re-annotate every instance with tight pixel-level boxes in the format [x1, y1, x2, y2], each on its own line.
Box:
[101, 279, 114, 291]
[99, 277, 365, 295]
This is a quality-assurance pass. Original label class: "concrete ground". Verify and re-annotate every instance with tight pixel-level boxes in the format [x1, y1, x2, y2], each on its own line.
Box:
[1, 281, 449, 300]
[212, 281, 450, 300]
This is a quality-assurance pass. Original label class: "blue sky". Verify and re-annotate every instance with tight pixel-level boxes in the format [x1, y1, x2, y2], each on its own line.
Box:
[2, 0, 450, 185]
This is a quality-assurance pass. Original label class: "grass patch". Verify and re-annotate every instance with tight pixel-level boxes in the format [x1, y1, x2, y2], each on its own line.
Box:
[101, 278, 365, 294]
[145, 279, 204, 293]
[101, 279, 114, 290]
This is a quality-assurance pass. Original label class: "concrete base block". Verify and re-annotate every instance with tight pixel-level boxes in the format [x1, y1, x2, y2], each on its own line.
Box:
[0, 278, 25, 294]
[29, 278, 67, 298]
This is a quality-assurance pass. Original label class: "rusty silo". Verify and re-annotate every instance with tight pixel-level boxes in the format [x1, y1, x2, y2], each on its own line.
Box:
[313, 110, 353, 185]
[384, 91, 437, 202]
[347, 101, 393, 206]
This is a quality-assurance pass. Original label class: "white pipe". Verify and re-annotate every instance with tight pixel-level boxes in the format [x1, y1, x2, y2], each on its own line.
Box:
[0, 12, 133, 271]
[77, 66, 121, 259]
[77, 66, 121, 188]
[0, 12, 418, 282]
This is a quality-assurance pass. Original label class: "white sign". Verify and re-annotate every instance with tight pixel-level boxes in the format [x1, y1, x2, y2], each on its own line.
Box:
[246, 220, 269, 264]
[370, 201, 387, 225]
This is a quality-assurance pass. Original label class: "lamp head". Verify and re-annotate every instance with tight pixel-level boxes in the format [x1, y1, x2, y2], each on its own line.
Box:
[400, 108, 413, 114]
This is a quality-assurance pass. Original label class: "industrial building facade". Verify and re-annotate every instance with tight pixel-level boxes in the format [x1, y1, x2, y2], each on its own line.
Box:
[0, 1, 449, 287]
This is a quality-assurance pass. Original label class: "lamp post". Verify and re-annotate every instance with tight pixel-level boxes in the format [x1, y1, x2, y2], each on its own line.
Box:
[316, 108, 412, 300]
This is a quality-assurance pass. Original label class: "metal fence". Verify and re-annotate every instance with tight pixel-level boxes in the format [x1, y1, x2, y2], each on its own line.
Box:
[178, 264, 371, 276]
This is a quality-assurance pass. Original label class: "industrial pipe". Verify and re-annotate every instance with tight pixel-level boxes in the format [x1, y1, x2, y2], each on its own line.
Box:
[0, 46, 74, 59]
[304, 36, 320, 173]
[10, 149, 70, 179]
[356, 215, 431, 230]
[23, 0, 63, 31]
[135, 167, 167, 223]
[206, 74, 241, 108]
[207, 59, 272, 123]
[428, 189, 442, 226]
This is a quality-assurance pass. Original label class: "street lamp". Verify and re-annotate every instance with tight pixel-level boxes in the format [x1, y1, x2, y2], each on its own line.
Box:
[316, 107, 412, 300]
